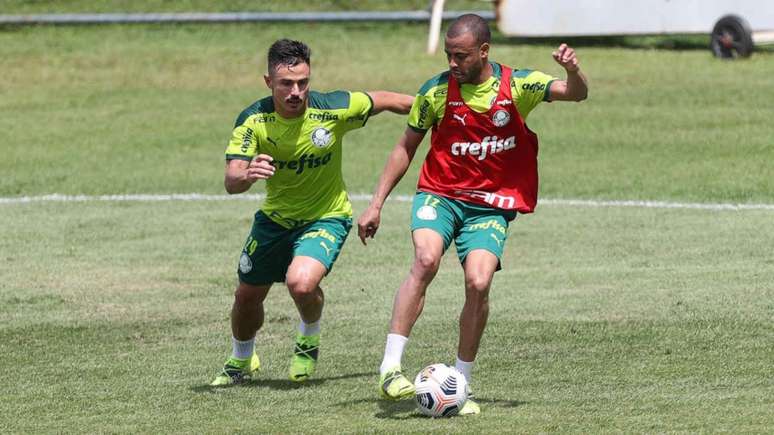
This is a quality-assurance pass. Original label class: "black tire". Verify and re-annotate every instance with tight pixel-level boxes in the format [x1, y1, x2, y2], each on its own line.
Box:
[711, 15, 754, 59]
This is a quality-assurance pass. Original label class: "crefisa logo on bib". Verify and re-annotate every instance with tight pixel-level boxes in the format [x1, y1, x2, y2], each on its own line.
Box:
[311, 127, 333, 148]
[492, 109, 510, 127]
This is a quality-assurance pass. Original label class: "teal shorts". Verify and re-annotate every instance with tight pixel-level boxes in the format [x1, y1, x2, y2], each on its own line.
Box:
[411, 191, 517, 267]
[237, 210, 352, 285]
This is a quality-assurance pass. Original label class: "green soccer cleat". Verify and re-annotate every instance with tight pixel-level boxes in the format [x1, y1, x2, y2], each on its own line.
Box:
[459, 389, 481, 415]
[379, 366, 415, 400]
[210, 354, 260, 386]
[288, 334, 320, 382]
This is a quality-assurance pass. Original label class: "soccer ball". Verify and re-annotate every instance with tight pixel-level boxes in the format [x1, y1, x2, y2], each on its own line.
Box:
[414, 363, 468, 417]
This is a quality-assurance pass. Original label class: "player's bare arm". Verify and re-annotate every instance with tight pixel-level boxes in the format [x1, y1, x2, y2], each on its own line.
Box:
[367, 91, 414, 115]
[358, 127, 426, 244]
[224, 154, 275, 194]
[548, 43, 589, 102]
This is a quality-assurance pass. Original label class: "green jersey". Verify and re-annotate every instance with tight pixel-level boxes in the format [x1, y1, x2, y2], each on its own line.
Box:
[226, 90, 373, 228]
[407, 62, 555, 131]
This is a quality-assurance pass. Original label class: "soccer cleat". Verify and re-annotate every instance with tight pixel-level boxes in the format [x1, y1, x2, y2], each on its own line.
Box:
[288, 334, 319, 382]
[210, 354, 260, 386]
[459, 389, 481, 415]
[379, 366, 415, 400]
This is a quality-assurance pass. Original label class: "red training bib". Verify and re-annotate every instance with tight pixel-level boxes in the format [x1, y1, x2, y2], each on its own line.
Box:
[417, 64, 540, 212]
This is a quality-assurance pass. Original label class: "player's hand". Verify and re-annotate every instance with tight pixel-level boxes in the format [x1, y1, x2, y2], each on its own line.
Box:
[357, 206, 381, 245]
[246, 154, 275, 182]
[552, 43, 579, 72]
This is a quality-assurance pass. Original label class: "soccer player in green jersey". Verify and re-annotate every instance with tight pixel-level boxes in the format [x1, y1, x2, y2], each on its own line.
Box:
[211, 39, 413, 386]
[358, 15, 588, 414]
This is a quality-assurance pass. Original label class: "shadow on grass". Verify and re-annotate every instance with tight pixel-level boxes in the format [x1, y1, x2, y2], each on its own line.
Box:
[375, 399, 425, 420]
[189, 371, 372, 393]
[332, 396, 528, 420]
[477, 397, 528, 409]
[334, 398, 424, 420]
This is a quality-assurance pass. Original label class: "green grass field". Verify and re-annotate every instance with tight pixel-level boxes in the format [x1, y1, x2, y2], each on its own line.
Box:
[1, 17, 773, 434]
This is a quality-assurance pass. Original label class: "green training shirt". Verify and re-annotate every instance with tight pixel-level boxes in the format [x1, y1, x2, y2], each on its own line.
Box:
[225, 90, 373, 228]
[408, 62, 555, 131]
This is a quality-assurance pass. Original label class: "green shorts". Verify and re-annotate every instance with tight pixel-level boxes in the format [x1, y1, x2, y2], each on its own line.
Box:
[237, 210, 353, 285]
[411, 191, 517, 267]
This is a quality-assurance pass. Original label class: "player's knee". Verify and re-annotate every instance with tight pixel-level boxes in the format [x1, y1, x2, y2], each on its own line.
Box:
[465, 274, 492, 297]
[234, 283, 265, 306]
[414, 251, 441, 275]
[286, 273, 318, 300]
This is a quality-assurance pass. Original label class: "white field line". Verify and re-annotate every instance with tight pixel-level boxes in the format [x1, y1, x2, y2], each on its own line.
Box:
[1, 193, 774, 211]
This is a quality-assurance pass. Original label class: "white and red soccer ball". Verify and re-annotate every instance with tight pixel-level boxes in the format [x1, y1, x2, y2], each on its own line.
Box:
[414, 363, 468, 417]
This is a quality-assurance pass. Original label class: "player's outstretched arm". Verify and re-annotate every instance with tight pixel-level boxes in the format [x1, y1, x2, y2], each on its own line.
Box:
[358, 127, 426, 245]
[548, 43, 588, 102]
[367, 91, 414, 115]
[224, 154, 275, 194]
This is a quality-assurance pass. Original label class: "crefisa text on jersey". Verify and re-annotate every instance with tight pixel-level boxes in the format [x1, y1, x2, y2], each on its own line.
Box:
[307, 112, 339, 121]
[450, 135, 517, 161]
[271, 152, 333, 175]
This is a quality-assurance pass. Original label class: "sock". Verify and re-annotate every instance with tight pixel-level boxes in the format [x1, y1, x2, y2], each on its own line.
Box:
[455, 356, 474, 384]
[380, 333, 409, 375]
[299, 319, 321, 336]
[231, 337, 254, 360]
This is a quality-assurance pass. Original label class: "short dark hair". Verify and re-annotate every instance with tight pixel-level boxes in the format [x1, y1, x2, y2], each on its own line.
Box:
[446, 14, 491, 46]
[267, 39, 311, 73]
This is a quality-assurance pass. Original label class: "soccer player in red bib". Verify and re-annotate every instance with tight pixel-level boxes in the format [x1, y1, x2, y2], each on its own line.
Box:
[358, 14, 588, 414]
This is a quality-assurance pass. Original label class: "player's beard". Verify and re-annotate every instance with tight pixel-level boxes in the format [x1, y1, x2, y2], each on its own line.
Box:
[457, 61, 484, 84]
[465, 61, 485, 84]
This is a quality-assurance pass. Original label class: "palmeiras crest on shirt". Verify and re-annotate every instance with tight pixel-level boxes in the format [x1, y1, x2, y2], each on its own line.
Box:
[311, 127, 334, 148]
[239, 252, 253, 273]
[416, 205, 438, 221]
[492, 109, 510, 127]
